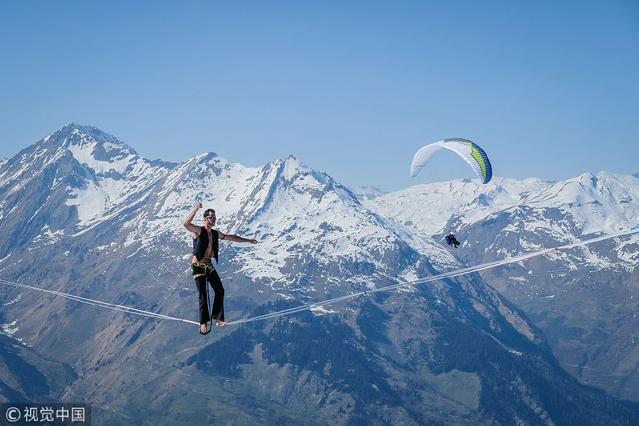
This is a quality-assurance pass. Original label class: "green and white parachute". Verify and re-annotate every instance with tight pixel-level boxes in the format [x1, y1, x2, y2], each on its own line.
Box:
[410, 138, 492, 184]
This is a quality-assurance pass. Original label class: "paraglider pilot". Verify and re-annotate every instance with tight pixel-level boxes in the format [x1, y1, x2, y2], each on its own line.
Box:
[445, 233, 460, 248]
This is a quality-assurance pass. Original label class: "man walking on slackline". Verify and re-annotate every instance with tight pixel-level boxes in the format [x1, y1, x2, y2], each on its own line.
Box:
[184, 202, 257, 334]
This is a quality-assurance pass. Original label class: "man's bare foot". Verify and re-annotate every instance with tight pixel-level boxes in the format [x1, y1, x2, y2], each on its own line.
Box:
[199, 323, 211, 335]
[216, 320, 228, 327]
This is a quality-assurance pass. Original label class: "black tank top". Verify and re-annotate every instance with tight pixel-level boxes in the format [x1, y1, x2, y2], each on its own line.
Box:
[192, 226, 219, 263]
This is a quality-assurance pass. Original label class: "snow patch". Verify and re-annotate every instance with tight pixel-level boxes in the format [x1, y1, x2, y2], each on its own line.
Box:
[3, 294, 22, 306]
[1, 320, 18, 336]
[310, 305, 338, 316]
[33, 225, 65, 245]
[68, 140, 133, 174]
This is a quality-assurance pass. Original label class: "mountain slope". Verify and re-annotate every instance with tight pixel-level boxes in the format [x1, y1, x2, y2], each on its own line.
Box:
[368, 173, 639, 401]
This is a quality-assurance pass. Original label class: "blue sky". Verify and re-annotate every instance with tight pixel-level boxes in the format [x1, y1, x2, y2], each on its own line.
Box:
[1, 1, 638, 190]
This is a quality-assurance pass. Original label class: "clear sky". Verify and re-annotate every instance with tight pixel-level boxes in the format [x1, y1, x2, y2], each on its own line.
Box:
[1, 1, 638, 191]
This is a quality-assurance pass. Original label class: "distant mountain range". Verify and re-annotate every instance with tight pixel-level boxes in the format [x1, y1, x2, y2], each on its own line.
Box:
[366, 171, 639, 402]
[0, 124, 637, 425]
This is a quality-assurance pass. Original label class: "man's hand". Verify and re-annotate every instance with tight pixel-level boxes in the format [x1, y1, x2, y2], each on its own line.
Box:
[195, 202, 202, 210]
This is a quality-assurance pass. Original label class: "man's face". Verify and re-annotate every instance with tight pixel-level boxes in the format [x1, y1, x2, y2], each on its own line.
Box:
[204, 211, 216, 225]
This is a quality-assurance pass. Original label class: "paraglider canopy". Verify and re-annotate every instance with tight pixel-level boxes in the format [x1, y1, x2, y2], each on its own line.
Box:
[410, 138, 492, 184]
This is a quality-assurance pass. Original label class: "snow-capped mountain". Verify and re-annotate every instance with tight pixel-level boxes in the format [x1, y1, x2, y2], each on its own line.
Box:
[368, 173, 639, 269]
[0, 124, 636, 424]
[364, 177, 551, 235]
[0, 124, 175, 254]
[12, 125, 453, 297]
[367, 173, 639, 401]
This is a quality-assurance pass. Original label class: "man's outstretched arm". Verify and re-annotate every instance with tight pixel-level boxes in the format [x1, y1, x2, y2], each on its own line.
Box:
[219, 231, 257, 244]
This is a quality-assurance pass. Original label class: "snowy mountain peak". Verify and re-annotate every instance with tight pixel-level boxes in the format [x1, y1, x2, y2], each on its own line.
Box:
[2, 123, 144, 180]
[50, 124, 139, 175]
[190, 152, 225, 171]
[367, 172, 639, 237]
[194, 151, 219, 162]
[572, 172, 598, 189]
[353, 185, 386, 201]
[0, 125, 181, 231]
[534, 171, 638, 215]
[267, 155, 305, 180]
[46, 123, 136, 153]
[257, 156, 328, 191]
[65, 122, 128, 143]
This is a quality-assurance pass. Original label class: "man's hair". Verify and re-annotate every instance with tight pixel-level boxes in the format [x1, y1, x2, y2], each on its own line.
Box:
[203, 208, 215, 218]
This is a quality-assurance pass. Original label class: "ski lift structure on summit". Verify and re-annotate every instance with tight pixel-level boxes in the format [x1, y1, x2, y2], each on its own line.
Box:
[410, 138, 493, 249]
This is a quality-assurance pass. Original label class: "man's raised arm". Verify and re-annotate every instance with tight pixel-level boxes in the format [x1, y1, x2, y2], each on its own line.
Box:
[183, 202, 202, 234]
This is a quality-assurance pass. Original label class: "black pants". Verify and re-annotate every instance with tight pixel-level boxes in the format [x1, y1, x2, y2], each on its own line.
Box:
[194, 267, 225, 324]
